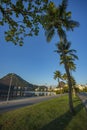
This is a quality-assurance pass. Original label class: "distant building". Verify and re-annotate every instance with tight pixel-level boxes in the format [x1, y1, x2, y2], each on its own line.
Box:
[76, 84, 85, 91]
[53, 87, 63, 91]
[0, 84, 26, 100]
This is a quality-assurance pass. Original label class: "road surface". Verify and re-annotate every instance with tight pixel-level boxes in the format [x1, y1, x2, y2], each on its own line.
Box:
[0, 95, 62, 114]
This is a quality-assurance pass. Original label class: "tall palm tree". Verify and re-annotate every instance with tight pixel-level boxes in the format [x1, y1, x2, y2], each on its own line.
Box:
[55, 40, 78, 113]
[59, 44, 77, 96]
[54, 70, 62, 87]
[41, 0, 79, 114]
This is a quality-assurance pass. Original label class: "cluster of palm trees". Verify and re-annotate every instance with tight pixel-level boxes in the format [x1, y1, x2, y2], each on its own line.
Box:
[42, 0, 79, 114]
[54, 70, 77, 94]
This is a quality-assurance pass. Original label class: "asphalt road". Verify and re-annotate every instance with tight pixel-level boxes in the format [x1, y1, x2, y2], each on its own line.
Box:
[0, 95, 62, 114]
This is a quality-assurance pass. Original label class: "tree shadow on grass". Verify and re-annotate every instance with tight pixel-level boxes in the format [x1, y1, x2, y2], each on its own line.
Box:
[40, 103, 83, 130]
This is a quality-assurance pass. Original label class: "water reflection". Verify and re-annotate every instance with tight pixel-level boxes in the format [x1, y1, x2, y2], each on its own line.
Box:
[24, 91, 56, 97]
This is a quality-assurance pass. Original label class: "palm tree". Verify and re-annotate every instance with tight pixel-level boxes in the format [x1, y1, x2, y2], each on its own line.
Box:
[54, 70, 62, 87]
[54, 70, 63, 94]
[60, 47, 77, 97]
[41, 0, 79, 114]
[55, 40, 78, 113]
[42, 0, 79, 42]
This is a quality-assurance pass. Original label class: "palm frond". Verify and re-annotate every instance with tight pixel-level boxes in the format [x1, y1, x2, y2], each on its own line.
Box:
[67, 49, 77, 54]
[62, 0, 68, 10]
[65, 41, 71, 50]
[60, 60, 64, 65]
[54, 50, 61, 54]
[45, 27, 55, 42]
[57, 27, 67, 41]
[54, 70, 62, 80]
[64, 20, 80, 31]
[70, 53, 78, 60]
[66, 11, 71, 18]
[59, 0, 68, 16]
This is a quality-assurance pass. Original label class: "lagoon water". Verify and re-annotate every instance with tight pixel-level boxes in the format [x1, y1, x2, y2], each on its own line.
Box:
[24, 91, 56, 97]
[0, 91, 56, 101]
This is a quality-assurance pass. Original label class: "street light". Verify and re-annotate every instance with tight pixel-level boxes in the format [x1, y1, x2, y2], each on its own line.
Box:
[7, 73, 13, 103]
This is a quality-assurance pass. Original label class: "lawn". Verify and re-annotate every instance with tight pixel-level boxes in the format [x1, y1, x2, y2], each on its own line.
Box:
[0, 95, 87, 130]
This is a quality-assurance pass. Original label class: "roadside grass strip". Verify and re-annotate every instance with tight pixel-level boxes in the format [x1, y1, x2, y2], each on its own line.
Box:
[0, 95, 87, 130]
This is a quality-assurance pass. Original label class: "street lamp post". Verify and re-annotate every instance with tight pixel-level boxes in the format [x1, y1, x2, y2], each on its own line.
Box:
[7, 74, 13, 103]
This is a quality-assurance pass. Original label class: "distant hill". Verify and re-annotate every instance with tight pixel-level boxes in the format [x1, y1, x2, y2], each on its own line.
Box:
[0, 73, 48, 100]
[0, 73, 38, 91]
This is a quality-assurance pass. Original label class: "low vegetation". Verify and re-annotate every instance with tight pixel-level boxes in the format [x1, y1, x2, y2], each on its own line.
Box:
[0, 95, 87, 130]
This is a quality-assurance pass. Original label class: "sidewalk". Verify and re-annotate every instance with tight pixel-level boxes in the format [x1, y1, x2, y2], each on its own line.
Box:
[0, 96, 48, 106]
[0, 95, 61, 106]
[77, 93, 87, 111]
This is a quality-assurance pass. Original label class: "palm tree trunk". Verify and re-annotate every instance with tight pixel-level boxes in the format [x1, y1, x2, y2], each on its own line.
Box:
[58, 78, 59, 87]
[64, 63, 75, 113]
[62, 50, 75, 114]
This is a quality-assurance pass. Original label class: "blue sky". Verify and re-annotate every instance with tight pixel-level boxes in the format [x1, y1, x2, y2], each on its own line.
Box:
[0, 0, 87, 86]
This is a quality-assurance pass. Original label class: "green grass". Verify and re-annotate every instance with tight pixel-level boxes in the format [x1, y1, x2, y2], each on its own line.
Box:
[0, 95, 87, 130]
